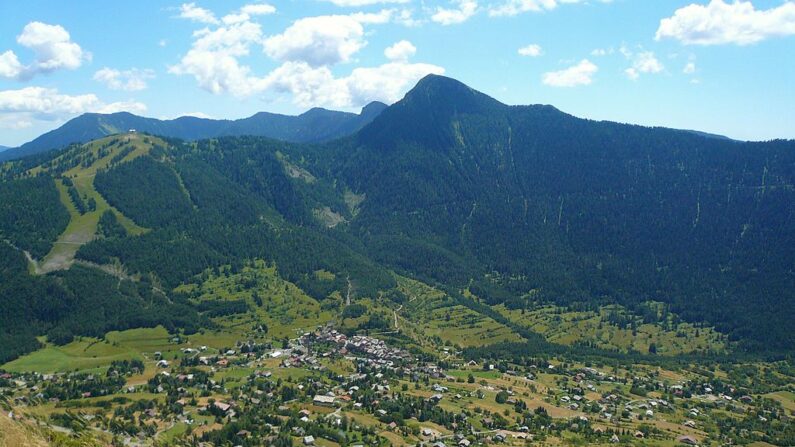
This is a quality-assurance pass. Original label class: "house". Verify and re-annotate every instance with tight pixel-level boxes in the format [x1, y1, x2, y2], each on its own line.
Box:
[634, 431, 645, 439]
[303, 435, 315, 445]
[313, 395, 336, 407]
[683, 420, 697, 428]
[459, 438, 472, 446]
[610, 434, 620, 443]
[677, 435, 699, 445]
[422, 428, 434, 437]
[213, 401, 231, 413]
[156, 360, 169, 368]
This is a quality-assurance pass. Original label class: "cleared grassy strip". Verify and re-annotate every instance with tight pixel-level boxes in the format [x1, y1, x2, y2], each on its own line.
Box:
[34, 136, 152, 273]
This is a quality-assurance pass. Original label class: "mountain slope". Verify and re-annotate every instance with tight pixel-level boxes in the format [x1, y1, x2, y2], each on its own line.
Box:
[0, 102, 387, 162]
[303, 74, 795, 352]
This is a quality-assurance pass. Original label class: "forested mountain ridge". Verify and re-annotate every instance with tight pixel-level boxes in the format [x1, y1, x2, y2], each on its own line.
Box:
[0, 101, 387, 162]
[302, 74, 795, 352]
[0, 74, 793, 365]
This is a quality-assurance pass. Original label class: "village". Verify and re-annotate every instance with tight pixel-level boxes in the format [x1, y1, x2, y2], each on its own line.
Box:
[2, 322, 793, 447]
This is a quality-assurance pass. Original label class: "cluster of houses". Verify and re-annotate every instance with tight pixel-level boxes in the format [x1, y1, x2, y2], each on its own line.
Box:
[300, 328, 412, 369]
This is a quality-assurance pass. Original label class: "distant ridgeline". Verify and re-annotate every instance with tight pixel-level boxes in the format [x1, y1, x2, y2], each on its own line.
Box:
[0, 74, 793, 363]
[0, 101, 387, 162]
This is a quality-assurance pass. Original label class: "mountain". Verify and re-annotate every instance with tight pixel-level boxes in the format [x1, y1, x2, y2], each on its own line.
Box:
[0, 102, 388, 162]
[307, 74, 795, 352]
[0, 74, 793, 365]
[0, 145, 8, 152]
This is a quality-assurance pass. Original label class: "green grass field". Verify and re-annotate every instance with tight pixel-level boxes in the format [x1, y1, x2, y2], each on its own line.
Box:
[2, 337, 141, 373]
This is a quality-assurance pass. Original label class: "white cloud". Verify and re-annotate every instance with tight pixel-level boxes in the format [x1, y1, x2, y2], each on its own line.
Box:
[240, 3, 276, 15]
[264, 60, 444, 107]
[542, 59, 597, 87]
[170, 5, 442, 107]
[321, 0, 409, 6]
[631, 51, 663, 78]
[0, 22, 89, 81]
[432, 0, 478, 25]
[656, 0, 795, 45]
[488, 0, 611, 17]
[178, 2, 219, 24]
[518, 43, 543, 56]
[223, 3, 276, 25]
[0, 51, 24, 79]
[264, 16, 366, 67]
[169, 20, 266, 97]
[0, 87, 146, 128]
[683, 61, 696, 74]
[93, 68, 155, 91]
[621, 48, 664, 80]
[385, 40, 416, 61]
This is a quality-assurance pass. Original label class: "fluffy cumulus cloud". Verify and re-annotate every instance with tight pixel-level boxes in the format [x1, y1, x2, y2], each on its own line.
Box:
[263, 15, 366, 67]
[0, 22, 89, 81]
[178, 2, 220, 24]
[170, 4, 444, 108]
[169, 20, 267, 96]
[517, 43, 543, 56]
[0, 87, 146, 129]
[656, 0, 795, 45]
[683, 61, 696, 74]
[93, 68, 155, 91]
[0, 51, 24, 79]
[542, 59, 597, 87]
[624, 50, 664, 80]
[432, 0, 478, 25]
[384, 40, 417, 61]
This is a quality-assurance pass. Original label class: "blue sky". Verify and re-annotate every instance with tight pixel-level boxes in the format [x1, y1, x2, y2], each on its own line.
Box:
[0, 0, 793, 147]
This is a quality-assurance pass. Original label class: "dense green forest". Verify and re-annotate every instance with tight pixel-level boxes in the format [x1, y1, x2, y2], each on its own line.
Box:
[0, 176, 69, 258]
[0, 243, 202, 363]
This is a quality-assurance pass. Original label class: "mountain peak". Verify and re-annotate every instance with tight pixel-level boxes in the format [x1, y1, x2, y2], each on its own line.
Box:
[403, 74, 505, 113]
[360, 101, 388, 119]
[357, 75, 507, 149]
